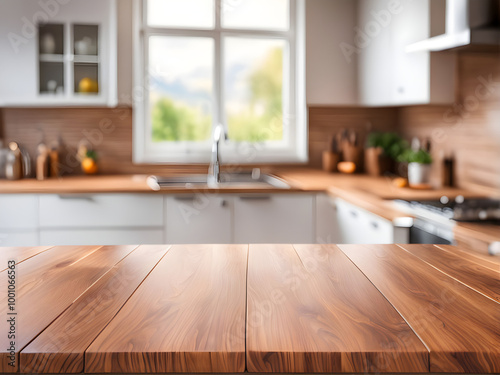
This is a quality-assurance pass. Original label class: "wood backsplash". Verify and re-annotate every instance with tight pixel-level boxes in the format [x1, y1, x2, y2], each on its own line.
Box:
[0, 107, 211, 176]
[0, 105, 399, 176]
[307, 107, 399, 168]
[398, 53, 500, 195]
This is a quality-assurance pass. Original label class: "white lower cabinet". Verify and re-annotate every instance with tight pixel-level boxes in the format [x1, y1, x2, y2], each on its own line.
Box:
[315, 194, 340, 244]
[40, 229, 163, 246]
[234, 194, 314, 244]
[39, 194, 164, 246]
[336, 198, 409, 244]
[165, 195, 233, 244]
[0, 230, 39, 247]
[39, 194, 163, 228]
[0, 192, 409, 246]
[0, 195, 39, 246]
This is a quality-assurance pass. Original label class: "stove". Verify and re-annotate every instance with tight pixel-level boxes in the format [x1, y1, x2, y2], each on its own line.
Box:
[404, 197, 500, 223]
[393, 197, 500, 247]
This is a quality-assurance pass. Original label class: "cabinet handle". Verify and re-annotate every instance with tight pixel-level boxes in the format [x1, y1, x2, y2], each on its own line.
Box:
[371, 221, 379, 230]
[350, 210, 358, 218]
[173, 196, 196, 201]
[57, 195, 93, 201]
[239, 196, 271, 201]
[220, 199, 228, 207]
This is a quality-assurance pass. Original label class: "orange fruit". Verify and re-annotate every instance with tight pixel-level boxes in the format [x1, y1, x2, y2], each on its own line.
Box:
[393, 177, 409, 188]
[81, 157, 98, 175]
[78, 77, 98, 93]
[337, 161, 356, 174]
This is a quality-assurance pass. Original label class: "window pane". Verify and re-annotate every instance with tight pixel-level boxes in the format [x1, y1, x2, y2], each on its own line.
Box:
[222, 0, 289, 30]
[149, 36, 213, 142]
[224, 37, 285, 142]
[147, 0, 215, 29]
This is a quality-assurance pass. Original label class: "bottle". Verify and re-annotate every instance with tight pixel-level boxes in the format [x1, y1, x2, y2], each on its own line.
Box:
[443, 153, 455, 187]
[5, 142, 23, 180]
[49, 141, 60, 178]
[0, 139, 7, 179]
[36, 144, 49, 181]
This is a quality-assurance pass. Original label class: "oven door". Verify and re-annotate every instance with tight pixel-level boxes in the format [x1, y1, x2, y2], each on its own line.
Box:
[410, 218, 454, 245]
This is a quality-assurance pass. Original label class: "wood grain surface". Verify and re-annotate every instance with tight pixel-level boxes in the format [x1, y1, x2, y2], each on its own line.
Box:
[0, 245, 136, 373]
[0, 246, 53, 271]
[436, 245, 500, 271]
[246, 244, 428, 373]
[339, 244, 500, 373]
[20, 245, 171, 374]
[85, 244, 248, 374]
[399, 244, 500, 303]
[452, 222, 500, 255]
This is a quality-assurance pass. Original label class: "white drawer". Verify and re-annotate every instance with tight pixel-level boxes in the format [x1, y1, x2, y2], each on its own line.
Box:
[234, 194, 314, 244]
[165, 196, 233, 244]
[40, 229, 164, 246]
[361, 210, 394, 244]
[336, 198, 395, 244]
[0, 230, 39, 247]
[39, 194, 163, 228]
[0, 195, 38, 229]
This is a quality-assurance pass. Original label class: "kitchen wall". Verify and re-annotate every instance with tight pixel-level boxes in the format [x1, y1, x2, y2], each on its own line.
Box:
[307, 107, 398, 168]
[399, 53, 500, 196]
[0, 107, 220, 175]
[2, 52, 500, 192]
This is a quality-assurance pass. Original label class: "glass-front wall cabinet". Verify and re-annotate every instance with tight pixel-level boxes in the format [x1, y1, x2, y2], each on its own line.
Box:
[0, 0, 116, 107]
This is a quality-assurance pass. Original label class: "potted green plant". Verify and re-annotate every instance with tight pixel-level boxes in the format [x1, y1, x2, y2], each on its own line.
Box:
[398, 148, 433, 187]
[365, 132, 407, 176]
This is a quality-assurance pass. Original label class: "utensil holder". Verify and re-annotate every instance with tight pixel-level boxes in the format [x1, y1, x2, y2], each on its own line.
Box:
[342, 145, 364, 173]
[322, 152, 340, 173]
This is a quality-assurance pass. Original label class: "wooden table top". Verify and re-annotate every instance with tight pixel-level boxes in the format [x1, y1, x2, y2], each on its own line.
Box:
[0, 244, 498, 374]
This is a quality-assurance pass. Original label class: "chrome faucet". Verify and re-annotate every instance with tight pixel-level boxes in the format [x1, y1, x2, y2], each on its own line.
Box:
[208, 124, 225, 187]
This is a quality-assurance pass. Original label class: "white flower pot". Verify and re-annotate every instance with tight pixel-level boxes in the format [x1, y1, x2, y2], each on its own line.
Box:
[408, 162, 431, 186]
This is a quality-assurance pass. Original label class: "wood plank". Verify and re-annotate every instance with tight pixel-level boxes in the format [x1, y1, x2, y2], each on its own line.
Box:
[0, 245, 137, 373]
[85, 244, 248, 374]
[246, 244, 428, 373]
[453, 223, 500, 256]
[0, 246, 53, 271]
[399, 244, 500, 303]
[20, 245, 171, 374]
[436, 244, 500, 271]
[339, 244, 500, 373]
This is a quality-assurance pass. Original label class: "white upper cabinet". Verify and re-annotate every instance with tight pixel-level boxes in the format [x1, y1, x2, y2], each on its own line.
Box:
[306, 0, 456, 107]
[0, 0, 117, 107]
[358, 0, 456, 106]
[306, 0, 359, 106]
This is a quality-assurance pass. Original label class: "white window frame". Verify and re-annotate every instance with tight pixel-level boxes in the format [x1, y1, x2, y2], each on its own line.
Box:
[133, 0, 307, 164]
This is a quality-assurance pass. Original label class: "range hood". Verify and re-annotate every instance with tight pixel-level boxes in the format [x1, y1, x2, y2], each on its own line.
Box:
[406, 0, 500, 52]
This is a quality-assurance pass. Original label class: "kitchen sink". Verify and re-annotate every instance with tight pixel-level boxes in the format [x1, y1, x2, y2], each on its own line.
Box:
[147, 170, 290, 190]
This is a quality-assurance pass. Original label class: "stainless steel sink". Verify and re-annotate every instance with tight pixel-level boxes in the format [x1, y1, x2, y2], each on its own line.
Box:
[148, 170, 290, 190]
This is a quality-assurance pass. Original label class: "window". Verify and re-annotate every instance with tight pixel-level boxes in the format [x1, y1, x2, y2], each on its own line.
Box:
[133, 0, 306, 164]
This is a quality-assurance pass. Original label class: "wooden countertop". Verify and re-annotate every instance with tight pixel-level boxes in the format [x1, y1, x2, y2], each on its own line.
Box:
[1, 244, 499, 374]
[0, 169, 480, 199]
[0, 169, 498, 247]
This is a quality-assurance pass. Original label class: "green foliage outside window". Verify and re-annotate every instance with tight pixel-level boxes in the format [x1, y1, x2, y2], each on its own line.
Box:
[152, 99, 211, 142]
[228, 48, 284, 142]
[152, 48, 284, 143]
